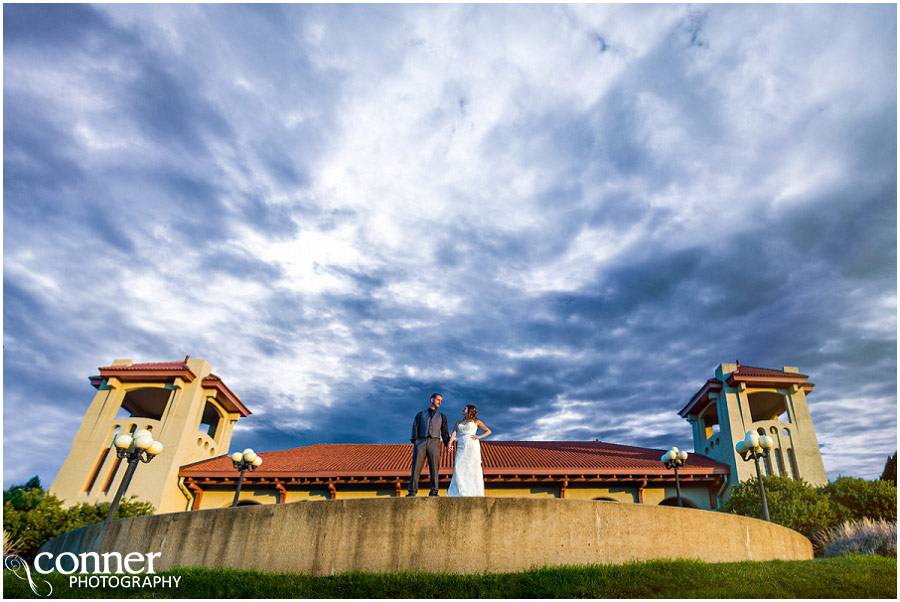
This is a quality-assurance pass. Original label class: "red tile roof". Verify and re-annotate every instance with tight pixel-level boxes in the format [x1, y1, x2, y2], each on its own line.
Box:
[90, 361, 250, 415]
[179, 441, 728, 479]
[681, 365, 814, 417]
[726, 364, 813, 392]
[202, 374, 251, 417]
[99, 361, 191, 371]
[732, 365, 808, 379]
[91, 360, 197, 388]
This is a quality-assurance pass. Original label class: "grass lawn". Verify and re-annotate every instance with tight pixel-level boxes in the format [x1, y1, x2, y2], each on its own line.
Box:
[4, 555, 896, 598]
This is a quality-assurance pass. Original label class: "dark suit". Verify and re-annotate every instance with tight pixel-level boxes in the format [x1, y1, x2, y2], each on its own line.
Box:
[408, 408, 450, 495]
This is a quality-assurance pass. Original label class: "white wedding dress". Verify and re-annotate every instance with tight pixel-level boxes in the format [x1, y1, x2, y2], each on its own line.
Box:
[447, 421, 484, 497]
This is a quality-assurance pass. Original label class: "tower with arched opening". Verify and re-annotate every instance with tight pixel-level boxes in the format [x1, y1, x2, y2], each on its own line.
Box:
[49, 357, 251, 513]
[679, 363, 827, 507]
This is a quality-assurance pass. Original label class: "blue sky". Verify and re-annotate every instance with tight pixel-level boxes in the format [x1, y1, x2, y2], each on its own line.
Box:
[3, 4, 896, 488]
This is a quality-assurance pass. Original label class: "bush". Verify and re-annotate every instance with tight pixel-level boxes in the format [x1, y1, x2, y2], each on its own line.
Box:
[812, 518, 897, 558]
[722, 476, 837, 539]
[819, 476, 897, 525]
[2, 476, 154, 560]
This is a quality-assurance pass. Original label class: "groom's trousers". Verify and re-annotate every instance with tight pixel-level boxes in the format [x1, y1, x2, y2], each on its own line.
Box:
[409, 437, 441, 495]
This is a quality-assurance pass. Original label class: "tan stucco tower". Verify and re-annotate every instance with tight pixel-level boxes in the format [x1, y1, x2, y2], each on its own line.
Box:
[679, 363, 828, 507]
[49, 358, 250, 514]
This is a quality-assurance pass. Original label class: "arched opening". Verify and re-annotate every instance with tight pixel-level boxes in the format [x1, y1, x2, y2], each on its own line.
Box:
[787, 448, 800, 480]
[659, 497, 698, 508]
[84, 425, 121, 494]
[700, 403, 719, 440]
[199, 401, 221, 439]
[234, 500, 261, 507]
[747, 392, 790, 423]
[115, 388, 171, 421]
[102, 424, 137, 494]
[763, 449, 774, 475]
[593, 497, 619, 502]
[775, 449, 787, 477]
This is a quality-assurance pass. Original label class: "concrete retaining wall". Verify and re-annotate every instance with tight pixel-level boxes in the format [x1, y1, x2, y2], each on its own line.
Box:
[39, 497, 812, 575]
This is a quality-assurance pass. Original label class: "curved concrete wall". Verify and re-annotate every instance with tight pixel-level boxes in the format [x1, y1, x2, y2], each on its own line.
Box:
[39, 498, 811, 575]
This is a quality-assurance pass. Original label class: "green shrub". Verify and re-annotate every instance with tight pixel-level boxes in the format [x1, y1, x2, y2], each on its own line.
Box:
[722, 475, 837, 539]
[812, 518, 897, 558]
[3, 476, 154, 560]
[819, 476, 897, 524]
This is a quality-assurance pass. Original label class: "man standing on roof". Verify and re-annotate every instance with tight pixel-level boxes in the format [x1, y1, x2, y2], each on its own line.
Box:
[407, 393, 451, 497]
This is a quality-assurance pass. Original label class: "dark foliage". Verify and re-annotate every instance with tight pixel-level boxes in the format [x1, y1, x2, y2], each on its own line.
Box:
[880, 452, 897, 486]
[3, 476, 154, 560]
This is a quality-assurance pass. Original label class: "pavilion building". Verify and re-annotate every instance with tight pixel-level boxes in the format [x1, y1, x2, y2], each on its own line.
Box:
[49, 358, 827, 514]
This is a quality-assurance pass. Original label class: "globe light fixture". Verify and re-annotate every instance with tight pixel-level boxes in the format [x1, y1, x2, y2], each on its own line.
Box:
[231, 448, 263, 507]
[735, 430, 773, 521]
[105, 430, 164, 521]
[660, 446, 689, 507]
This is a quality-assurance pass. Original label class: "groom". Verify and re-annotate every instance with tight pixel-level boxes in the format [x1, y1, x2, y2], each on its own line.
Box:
[407, 393, 451, 497]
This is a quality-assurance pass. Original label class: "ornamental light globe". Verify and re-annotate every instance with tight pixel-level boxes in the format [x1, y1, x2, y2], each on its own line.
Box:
[231, 452, 243, 463]
[745, 431, 760, 447]
[735, 440, 747, 454]
[760, 435, 774, 449]
[114, 435, 133, 449]
[252, 456, 262, 467]
[678, 450, 688, 461]
[244, 452, 258, 463]
[133, 429, 152, 441]
[242, 448, 254, 456]
[133, 435, 153, 450]
[147, 441, 164, 456]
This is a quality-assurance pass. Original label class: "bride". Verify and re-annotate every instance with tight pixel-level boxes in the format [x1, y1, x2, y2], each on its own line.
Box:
[447, 404, 491, 497]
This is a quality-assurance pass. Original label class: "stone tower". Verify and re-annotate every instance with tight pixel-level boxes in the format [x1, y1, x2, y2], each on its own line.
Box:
[679, 363, 827, 507]
[49, 358, 250, 514]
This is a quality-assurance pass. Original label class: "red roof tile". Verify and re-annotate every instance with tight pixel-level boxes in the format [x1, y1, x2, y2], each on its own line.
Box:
[92, 360, 198, 388]
[179, 441, 728, 478]
[202, 374, 251, 417]
[733, 365, 808, 379]
[99, 361, 190, 371]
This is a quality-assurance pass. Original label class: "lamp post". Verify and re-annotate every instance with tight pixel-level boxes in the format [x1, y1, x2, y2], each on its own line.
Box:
[735, 431, 776, 521]
[660, 446, 689, 507]
[105, 430, 164, 521]
[230, 448, 263, 507]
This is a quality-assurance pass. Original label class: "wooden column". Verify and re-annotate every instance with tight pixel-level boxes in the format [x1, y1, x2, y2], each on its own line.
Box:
[636, 479, 646, 504]
[188, 482, 204, 510]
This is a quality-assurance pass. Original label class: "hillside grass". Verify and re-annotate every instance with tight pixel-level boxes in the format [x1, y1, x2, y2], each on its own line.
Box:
[4, 555, 896, 598]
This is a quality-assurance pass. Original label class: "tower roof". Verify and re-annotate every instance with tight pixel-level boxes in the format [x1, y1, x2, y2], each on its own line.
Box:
[89, 359, 250, 416]
[680, 364, 814, 418]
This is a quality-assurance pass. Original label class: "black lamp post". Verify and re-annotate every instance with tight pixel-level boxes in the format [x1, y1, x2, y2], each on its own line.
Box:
[660, 446, 689, 507]
[735, 431, 776, 521]
[105, 430, 163, 521]
[230, 448, 262, 507]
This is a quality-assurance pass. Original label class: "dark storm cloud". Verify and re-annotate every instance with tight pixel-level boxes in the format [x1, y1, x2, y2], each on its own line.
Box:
[3, 4, 895, 486]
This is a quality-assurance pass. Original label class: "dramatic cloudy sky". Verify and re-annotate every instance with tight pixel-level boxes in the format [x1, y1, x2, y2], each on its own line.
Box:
[4, 4, 896, 487]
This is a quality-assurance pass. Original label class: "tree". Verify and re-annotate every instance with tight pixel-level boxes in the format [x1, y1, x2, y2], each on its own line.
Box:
[819, 476, 897, 524]
[722, 475, 836, 539]
[3, 477, 154, 560]
[880, 452, 897, 486]
[3, 476, 44, 510]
